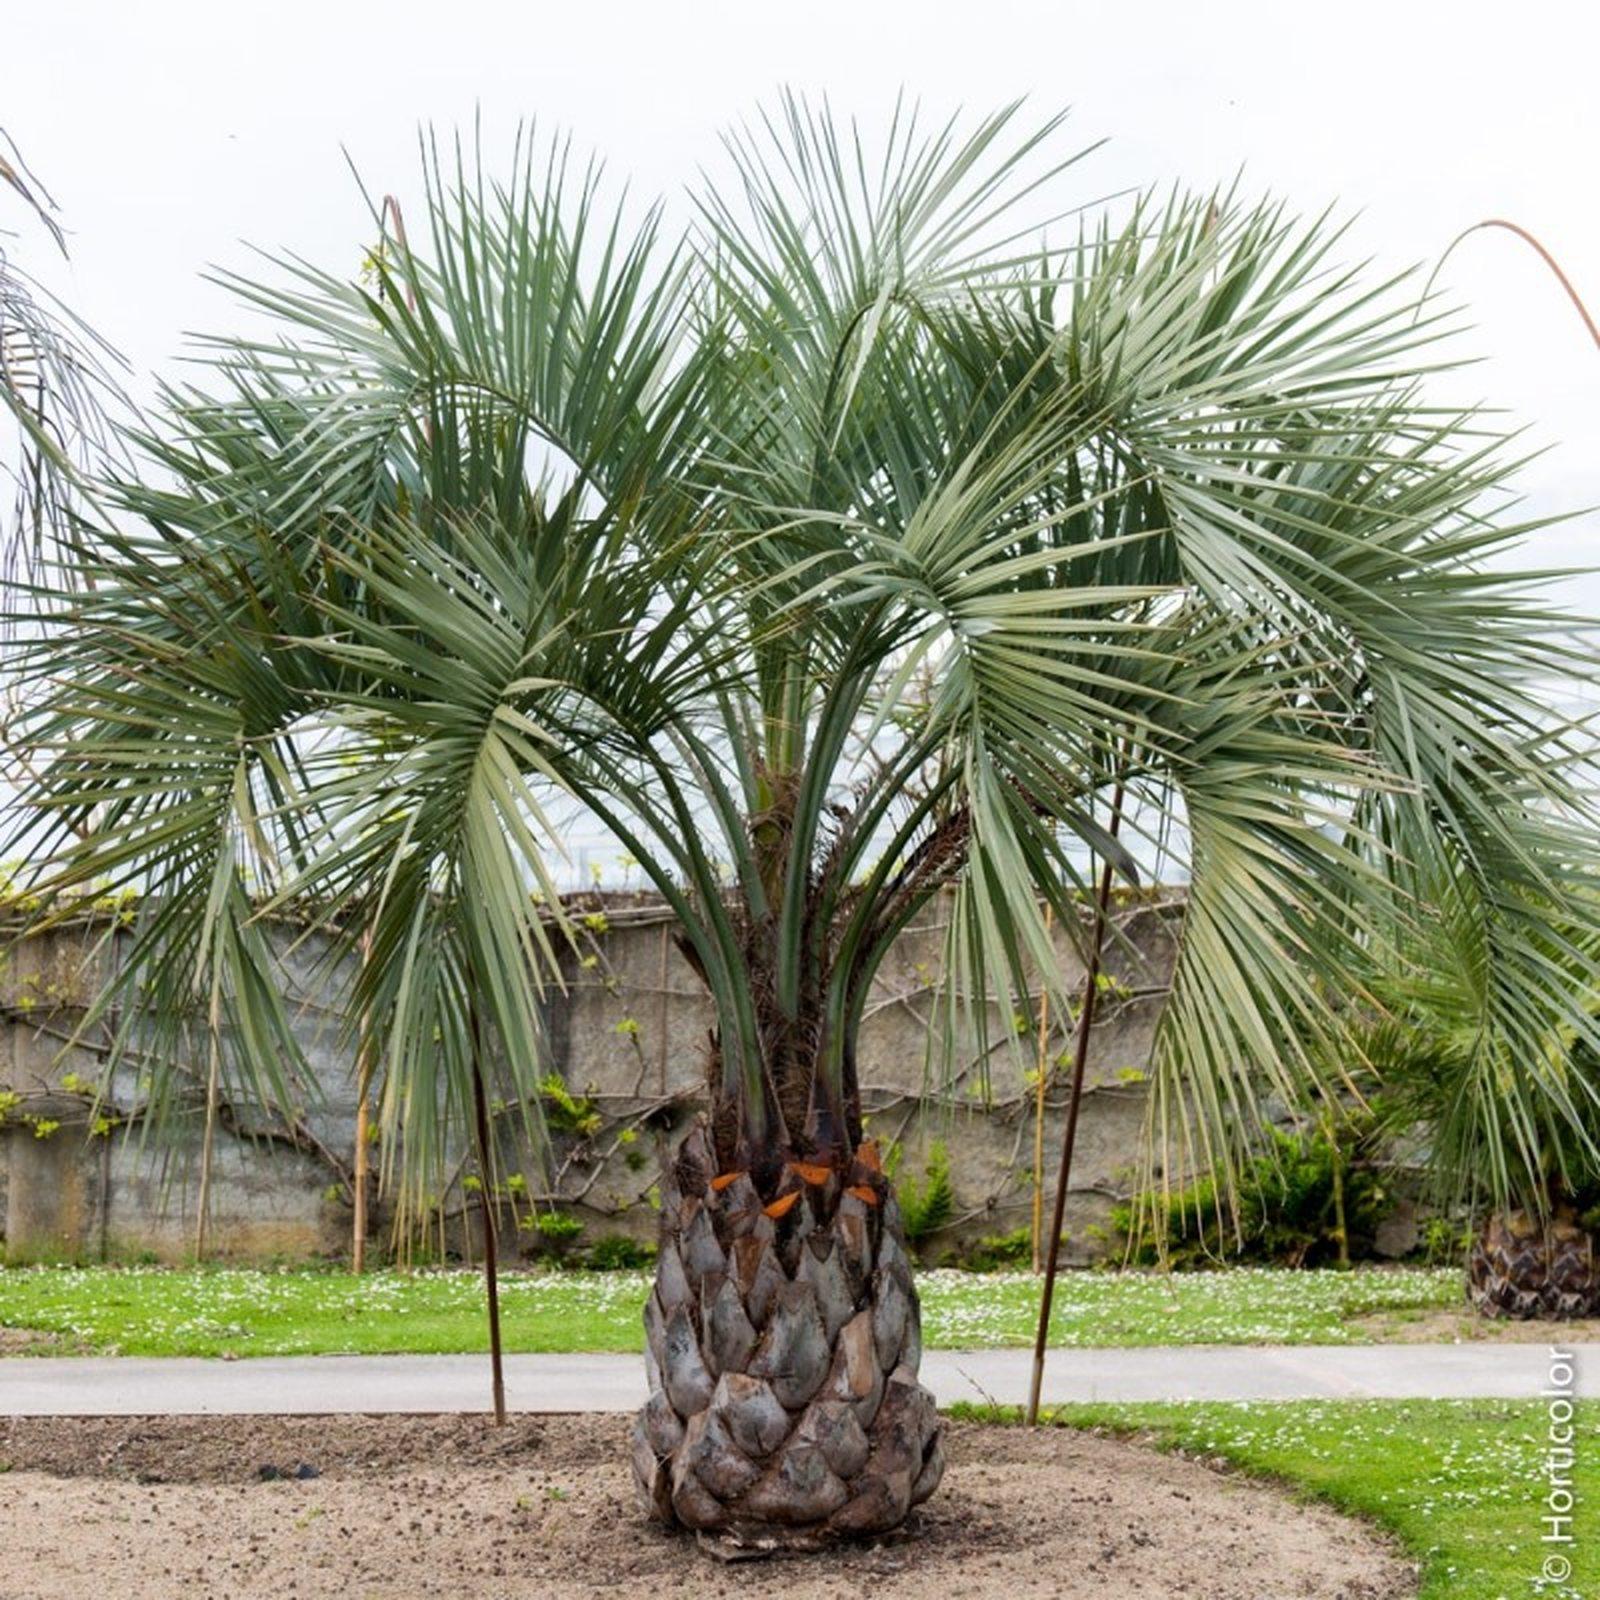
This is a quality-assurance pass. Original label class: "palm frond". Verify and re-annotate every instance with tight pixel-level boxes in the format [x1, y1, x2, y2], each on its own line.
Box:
[12, 103, 1600, 1226]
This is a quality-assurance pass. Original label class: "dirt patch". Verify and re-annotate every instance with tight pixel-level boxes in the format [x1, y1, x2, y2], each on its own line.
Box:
[0, 1414, 1413, 1600]
[1350, 1306, 1600, 1344]
[0, 1327, 58, 1356]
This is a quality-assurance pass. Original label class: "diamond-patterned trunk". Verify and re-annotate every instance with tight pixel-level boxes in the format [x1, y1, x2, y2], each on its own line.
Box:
[631, 1120, 945, 1541]
[1466, 1208, 1600, 1319]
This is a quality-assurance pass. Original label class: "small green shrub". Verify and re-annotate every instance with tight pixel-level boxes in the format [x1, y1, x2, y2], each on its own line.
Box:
[956, 1226, 1032, 1271]
[1421, 1216, 1472, 1266]
[537, 1074, 602, 1138]
[893, 1140, 956, 1249]
[584, 1234, 657, 1271]
[1114, 1121, 1387, 1269]
[533, 1208, 584, 1243]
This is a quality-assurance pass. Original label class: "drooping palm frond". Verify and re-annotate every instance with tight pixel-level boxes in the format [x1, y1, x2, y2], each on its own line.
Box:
[11, 97, 1600, 1238]
[0, 131, 125, 586]
[1, 130, 129, 875]
[1344, 822, 1600, 1220]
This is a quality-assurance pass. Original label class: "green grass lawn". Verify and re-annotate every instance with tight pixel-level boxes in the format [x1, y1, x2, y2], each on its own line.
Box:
[965, 1399, 1590, 1600]
[0, 1262, 1462, 1357]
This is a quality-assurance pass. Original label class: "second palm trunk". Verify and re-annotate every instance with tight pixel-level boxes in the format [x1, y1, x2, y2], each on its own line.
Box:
[1467, 1206, 1600, 1319]
[631, 1119, 944, 1540]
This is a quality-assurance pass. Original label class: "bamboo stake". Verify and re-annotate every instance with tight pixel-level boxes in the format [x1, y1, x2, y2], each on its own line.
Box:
[194, 983, 223, 1261]
[1030, 905, 1054, 1274]
[352, 1090, 370, 1271]
[97, 1122, 111, 1262]
[352, 926, 374, 1274]
[1027, 772, 1126, 1426]
[1325, 1111, 1350, 1271]
[656, 921, 670, 1097]
[469, 1004, 508, 1426]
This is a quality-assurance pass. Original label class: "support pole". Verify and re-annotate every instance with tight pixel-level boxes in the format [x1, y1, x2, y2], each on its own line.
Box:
[194, 986, 222, 1261]
[352, 927, 374, 1274]
[1030, 906, 1054, 1274]
[470, 1006, 508, 1426]
[656, 921, 670, 1097]
[1027, 772, 1126, 1425]
[1326, 1111, 1350, 1270]
[352, 1084, 370, 1272]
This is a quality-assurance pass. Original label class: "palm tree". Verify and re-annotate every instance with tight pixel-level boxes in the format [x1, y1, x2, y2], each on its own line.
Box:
[1, 129, 122, 670]
[12, 99, 1600, 1542]
[1, 126, 123, 1013]
[1351, 870, 1600, 1319]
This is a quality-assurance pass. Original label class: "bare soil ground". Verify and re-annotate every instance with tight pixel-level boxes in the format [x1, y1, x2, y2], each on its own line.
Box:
[0, 1414, 1413, 1600]
[0, 1329, 58, 1355]
[1349, 1306, 1600, 1343]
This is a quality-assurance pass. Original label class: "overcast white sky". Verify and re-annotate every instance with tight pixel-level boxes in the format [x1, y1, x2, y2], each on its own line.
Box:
[3, 2, 1596, 605]
[10, 1, 1598, 546]
[4, 0, 1598, 881]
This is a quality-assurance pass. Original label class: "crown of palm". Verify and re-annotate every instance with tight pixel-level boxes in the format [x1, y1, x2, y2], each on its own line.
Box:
[13, 99, 1600, 1221]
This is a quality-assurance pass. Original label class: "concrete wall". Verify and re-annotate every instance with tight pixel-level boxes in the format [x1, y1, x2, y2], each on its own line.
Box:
[0, 894, 1182, 1265]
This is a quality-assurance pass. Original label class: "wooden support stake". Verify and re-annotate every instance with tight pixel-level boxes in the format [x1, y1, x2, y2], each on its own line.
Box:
[1028, 773, 1126, 1425]
[352, 927, 374, 1274]
[470, 1005, 508, 1427]
[1030, 906, 1054, 1274]
[194, 985, 222, 1262]
[352, 1087, 370, 1272]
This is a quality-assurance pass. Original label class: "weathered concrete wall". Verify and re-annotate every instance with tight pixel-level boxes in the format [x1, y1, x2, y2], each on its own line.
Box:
[0, 894, 1182, 1265]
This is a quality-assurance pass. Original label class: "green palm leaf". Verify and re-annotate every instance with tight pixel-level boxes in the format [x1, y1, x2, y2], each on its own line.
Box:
[11, 99, 1600, 1244]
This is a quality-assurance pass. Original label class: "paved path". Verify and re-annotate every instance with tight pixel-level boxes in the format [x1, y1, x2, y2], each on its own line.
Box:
[2, 1344, 1593, 1415]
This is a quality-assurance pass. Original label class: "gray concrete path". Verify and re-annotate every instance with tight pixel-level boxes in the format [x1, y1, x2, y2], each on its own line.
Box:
[2, 1343, 1594, 1415]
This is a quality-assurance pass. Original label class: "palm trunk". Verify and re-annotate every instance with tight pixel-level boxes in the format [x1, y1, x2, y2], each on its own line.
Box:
[631, 1118, 944, 1544]
[1467, 1205, 1600, 1319]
